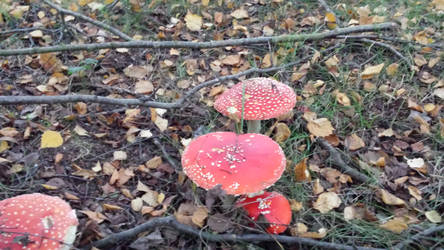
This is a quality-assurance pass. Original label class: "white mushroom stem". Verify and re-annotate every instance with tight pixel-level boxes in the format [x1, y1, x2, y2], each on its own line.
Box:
[247, 120, 261, 133]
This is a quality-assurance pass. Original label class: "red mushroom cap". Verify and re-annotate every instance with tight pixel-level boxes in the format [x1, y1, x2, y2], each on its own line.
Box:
[237, 191, 292, 234]
[214, 77, 296, 120]
[181, 132, 286, 195]
[0, 193, 78, 250]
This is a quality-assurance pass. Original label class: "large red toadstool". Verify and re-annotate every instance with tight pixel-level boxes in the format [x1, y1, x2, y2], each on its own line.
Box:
[181, 132, 286, 195]
[0, 193, 78, 250]
[214, 77, 296, 133]
[237, 191, 291, 234]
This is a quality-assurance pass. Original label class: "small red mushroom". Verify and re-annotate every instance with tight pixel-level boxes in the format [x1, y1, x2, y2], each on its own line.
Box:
[237, 191, 291, 234]
[214, 77, 296, 133]
[181, 132, 286, 195]
[0, 193, 78, 250]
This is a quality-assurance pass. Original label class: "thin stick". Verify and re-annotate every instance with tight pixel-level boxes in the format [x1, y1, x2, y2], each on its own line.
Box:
[393, 225, 444, 250]
[88, 215, 383, 250]
[354, 38, 413, 67]
[0, 23, 397, 56]
[42, 0, 133, 41]
[317, 138, 372, 183]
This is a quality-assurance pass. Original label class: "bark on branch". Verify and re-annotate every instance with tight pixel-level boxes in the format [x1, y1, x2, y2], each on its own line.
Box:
[0, 23, 397, 56]
[88, 215, 383, 250]
[42, 0, 133, 41]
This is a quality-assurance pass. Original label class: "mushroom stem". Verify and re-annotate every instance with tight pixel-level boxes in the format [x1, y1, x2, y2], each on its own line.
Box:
[247, 120, 261, 133]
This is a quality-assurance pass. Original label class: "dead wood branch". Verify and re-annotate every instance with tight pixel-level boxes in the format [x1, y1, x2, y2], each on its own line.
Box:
[0, 23, 397, 56]
[393, 224, 444, 250]
[42, 0, 133, 41]
[317, 138, 373, 183]
[88, 215, 383, 250]
[0, 47, 328, 108]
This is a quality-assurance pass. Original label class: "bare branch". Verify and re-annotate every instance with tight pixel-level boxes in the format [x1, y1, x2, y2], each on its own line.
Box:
[0, 23, 398, 56]
[89, 215, 383, 250]
[393, 225, 444, 250]
[42, 0, 133, 41]
[317, 138, 373, 183]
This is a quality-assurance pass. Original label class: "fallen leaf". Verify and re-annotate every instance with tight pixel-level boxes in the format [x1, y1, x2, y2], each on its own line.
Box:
[185, 12, 202, 31]
[131, 197, 144, 212]
[344, 134, 365, 150]
[334, 91, 351, 106]
[361, 63, 384, 79]
[313, 178, 324, 195]
[407, 185, 422, 201]
[221, 54, 241, 66]
[74, 102, 87, 114]
[135, 80, 154, 94]
[380, 217, 408, 234]
[320, 168, 352, 184]
[142, 190, 159, 207]
[313, 192, 341, 213]
[0, 127, 19, 137]
[192, 206, 208, 227]
[325, 12, 337, 29]
[146, 156, 163, 169]
[274, 123, 291, 144]
[294, 158, 311, 182]
[406, 157, 427, 174]
[378, 128, 394, 137]
[80, 210, 107, 224]
[230, 8, 248, 19]
[433, 88, 444, 99]
[379, 189, 405, 206]
[113, 151, 127, 161]
[103, 204, 123, 211]
[289, 199, 303, 212]
[124, 65, 150, 79]
[74, 125, 89, 136]
[306, 118, 335, 137]
[386, 63, 399, 76]
[40, 130, 63, 148]
[425, 210, 442, 223]
[154, 116, 168, 132]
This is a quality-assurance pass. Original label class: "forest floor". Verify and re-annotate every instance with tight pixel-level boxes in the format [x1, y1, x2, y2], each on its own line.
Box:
[0, 0, 443, 249]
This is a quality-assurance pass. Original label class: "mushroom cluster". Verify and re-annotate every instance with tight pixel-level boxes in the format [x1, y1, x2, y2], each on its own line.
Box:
[0, 193, 78, 250]
[181, 77, 296, 234]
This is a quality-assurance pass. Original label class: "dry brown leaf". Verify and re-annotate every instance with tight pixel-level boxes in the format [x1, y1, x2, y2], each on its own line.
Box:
[294, 158, 311, 182]
[0, 127, 19, 137]
[135, 80, 154, 94]
[298, 228, 327, 239]
[386, 63, 399, 76]
[407, 185, 422, 201]
[334, 91, 351, 106]
[39, 53, 63, 73]
[344, 134, 365, 151]
[113, 151, 127, 161]
[313, 179, 324, 195]
[74, 102, 87, 114]
[214, 12, 223, 24]
[74, 125, 89, 136]
[124, 65, 150, 79]
[378, 128, 394, 137]
[192, 206, 208, 227]
[80, 210, 107, 224]
[175, 203, 196, 226]
[320, 168, 352, 184]
[289, 199, 303, 212]
[145, 156, 163, 169]
[154, 116, 168, 132]
[361, 63, 384, 79]
[221, 54, 241, 66]
[103, 204, 123, 211]
[380, 217, 408, 234]
[379, 189, 405, 206]
[313, 192, 341, 213]
[306, 118, 334, 137]
[274, 123, 291, 144]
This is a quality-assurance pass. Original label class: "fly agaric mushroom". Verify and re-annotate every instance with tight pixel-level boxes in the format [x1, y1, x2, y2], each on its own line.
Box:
[0, 193, 78, 250]
[237, 191, 291, 234]
[181, 132, 286, 195]
[214, 77, 296, 133]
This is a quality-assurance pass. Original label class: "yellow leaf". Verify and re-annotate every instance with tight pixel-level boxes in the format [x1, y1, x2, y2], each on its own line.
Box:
[361, 63, 384, 79]
[325, 12, 337, 29]
[306, 118, 334, 137]
[386, 63, 399, 76]
[313, 192, 341, 213]
[41, 184, 58, 190]
[201, 0, 209, 7]
[103, 204, 123, 211]
[74, 124, 89, 136]
[40, 130, 63, 148]
[407, 185, 422, 201]
[0, 141, 9, 153]
[380, 217, 408, 234]
[379, 189, 405, 205]
[185, 12, 202, 31]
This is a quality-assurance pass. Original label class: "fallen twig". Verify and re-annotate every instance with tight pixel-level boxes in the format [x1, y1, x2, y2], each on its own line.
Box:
[317, 138, 372, 183]
[88, 215, 383, 250]
[42, 0, 133, 41]
[352, 38, 413, 67]
[0, 47, 328, 108]
[0, 22, 397, 56]
[393, 224, 444, 250]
